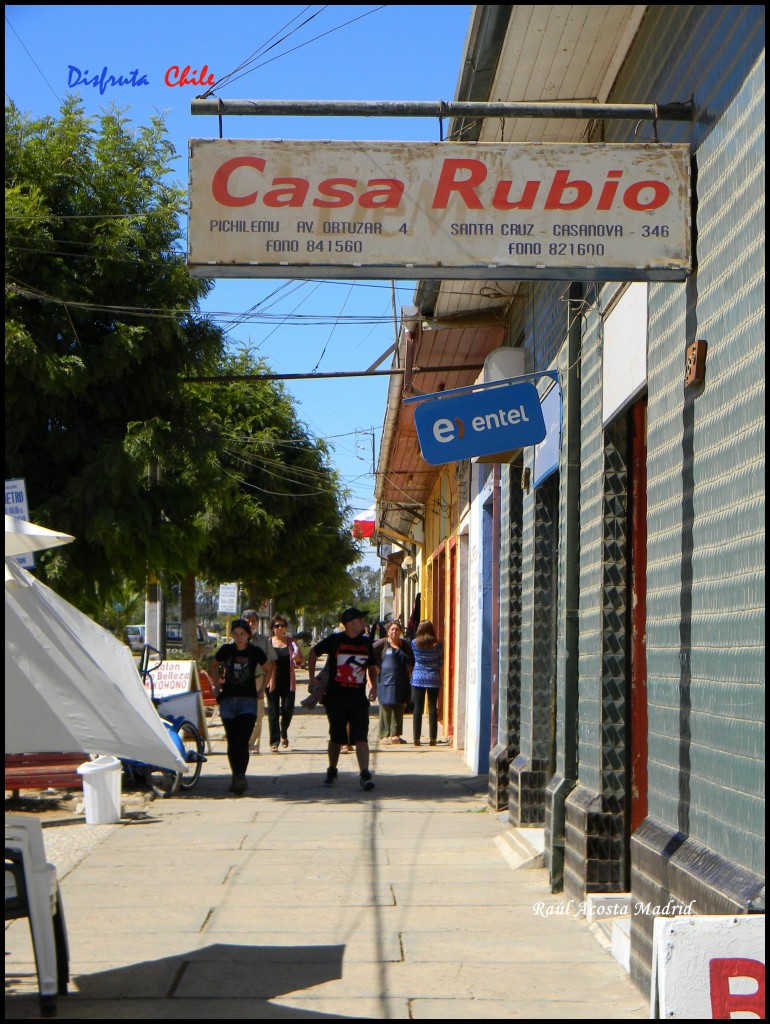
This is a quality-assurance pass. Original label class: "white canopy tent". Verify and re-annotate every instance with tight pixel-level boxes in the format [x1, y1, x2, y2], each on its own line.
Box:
[4, 515, 75, 557]
[5, 556, 183, 772]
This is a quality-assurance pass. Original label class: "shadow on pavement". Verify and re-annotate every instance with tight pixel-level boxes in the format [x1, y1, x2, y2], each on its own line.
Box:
[184, 771, 487, 804]
[5, 944, 352, 1019]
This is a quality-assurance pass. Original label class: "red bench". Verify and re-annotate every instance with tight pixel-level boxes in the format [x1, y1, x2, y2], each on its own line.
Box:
[5, 753, 86, 797]
[198, 670, 219, 716]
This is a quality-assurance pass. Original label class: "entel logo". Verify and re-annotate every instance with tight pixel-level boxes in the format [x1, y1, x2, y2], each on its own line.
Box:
[432, 404, 531, 443]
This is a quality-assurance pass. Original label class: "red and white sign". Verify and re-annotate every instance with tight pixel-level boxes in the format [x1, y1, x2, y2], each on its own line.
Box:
[652, 915, 765, 1019]
[145, 660, 197, 700]
[188, 139, 691, 281]
[352, 505, 376, 540]
[143, 660, 210, 750]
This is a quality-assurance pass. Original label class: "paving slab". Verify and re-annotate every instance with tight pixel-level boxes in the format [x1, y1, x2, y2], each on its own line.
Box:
[5, 709, 646, 1019]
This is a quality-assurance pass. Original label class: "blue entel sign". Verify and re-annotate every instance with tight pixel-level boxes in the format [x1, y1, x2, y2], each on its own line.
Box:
[413, 381, 546, 466]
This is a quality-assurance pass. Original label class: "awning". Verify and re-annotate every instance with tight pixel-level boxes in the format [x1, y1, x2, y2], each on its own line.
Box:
[5, 557, 184, 771]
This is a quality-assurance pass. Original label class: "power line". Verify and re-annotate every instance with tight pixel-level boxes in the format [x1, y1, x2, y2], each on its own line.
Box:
[204, 6, 387, 97]
[5, 15, 62, 105]
[312, 283, 353, 372]
[207, 6, 328, 96]
[6, 279, 402, 325]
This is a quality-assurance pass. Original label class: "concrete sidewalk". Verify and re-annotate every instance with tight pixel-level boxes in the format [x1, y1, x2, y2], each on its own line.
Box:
[6, 707, 647, 1019]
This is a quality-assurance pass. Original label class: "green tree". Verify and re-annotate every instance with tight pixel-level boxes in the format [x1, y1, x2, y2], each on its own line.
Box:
[348, 565, 381, 619]
[188, 347, 361, 617]
[5, 98, 362, 619]
[5, 97, 222, 613]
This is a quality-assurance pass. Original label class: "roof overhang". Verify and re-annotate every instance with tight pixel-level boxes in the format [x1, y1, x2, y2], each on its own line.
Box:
[376, 5, 649, 527]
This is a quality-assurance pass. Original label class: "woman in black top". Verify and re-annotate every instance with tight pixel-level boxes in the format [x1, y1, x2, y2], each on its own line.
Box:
[211, 619, 273, 795]
[265, 615, 305, 751]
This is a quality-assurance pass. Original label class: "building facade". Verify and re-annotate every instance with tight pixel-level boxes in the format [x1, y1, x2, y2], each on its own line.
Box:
[375, 4, 764, 993]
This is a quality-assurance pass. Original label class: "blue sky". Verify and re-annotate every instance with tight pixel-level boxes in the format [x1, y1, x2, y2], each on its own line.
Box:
[5, 4, 472, 566]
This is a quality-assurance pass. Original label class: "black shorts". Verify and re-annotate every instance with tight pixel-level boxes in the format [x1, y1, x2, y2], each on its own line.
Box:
[326, 692, 370, 745]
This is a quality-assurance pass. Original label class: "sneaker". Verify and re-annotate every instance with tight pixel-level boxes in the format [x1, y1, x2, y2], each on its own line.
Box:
[360, 770, 375, 791]
[322, 766, 338, 787]
[381, 737, 391, 745]
[232, 774, 248, 796]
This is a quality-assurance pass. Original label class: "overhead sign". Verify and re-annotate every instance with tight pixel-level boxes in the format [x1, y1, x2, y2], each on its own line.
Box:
[413, 382, 546, 466]
[651, 915, 765, 1019]
[188, 140, 691, 281]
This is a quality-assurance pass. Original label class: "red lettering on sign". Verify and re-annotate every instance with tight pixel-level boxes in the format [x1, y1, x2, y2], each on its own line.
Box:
[313, 178, 357, 209]
[212, 156, 266, 207]
[492, 179, 540, 210]
[622, 179, 671, 211]
[165, 64, 215, 87]
[359, 179, 404, 209]
[263, 178, 310, 207]
[432, 158, 487, 210]
[208, 156, 675, 214]
[543, 170, 593, 210]
[709, 958, 765, 1019]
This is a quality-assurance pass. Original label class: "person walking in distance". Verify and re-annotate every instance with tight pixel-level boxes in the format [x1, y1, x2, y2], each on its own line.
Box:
[242, 609, 269, 754]
[210, 619, 273, 795]
[265, 615, 305, 751]
[307, 608, 378, 790]
[373, 621, 413, 745]
[411, 620, 444, 747]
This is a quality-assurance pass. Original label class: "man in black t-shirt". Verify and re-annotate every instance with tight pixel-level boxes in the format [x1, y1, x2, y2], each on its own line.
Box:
[307, 608, 378, 790]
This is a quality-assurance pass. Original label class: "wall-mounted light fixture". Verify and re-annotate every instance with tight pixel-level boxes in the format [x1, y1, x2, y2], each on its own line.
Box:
[684, 339, 707, 388]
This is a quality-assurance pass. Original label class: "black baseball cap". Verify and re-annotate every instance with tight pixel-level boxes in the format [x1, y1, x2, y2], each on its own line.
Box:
[340, 607, 367, 624]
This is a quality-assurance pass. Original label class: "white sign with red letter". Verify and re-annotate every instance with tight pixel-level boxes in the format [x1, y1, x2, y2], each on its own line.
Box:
[651, 915, 765, 1019]
[188, 139, 690, 281]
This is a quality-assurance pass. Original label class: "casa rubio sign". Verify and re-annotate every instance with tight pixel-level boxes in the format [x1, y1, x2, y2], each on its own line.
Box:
[413, 382, 546, 465]
[187, 139, 691, 281]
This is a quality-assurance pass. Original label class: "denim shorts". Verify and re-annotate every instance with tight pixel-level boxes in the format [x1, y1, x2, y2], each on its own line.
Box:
[219, 696, 258, 720]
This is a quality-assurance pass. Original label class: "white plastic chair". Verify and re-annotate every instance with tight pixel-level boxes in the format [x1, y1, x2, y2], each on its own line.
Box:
[5, 815, 69, 1017]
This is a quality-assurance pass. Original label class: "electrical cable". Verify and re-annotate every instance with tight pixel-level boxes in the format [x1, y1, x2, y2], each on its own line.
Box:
[208, 7, 387, 95]
[5, 15, 62, 104]
[203, 6, 327, 96]
[312, 283, 354, 372]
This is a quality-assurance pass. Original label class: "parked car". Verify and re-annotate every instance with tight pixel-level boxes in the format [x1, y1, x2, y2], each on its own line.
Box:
[125, 625, 145, 653]
[165, 622, 184, 650]
[166, 622, 211, 658]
